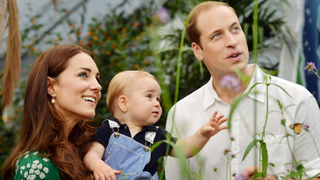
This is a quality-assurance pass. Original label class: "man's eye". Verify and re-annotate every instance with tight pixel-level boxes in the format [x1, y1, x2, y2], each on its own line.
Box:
[213, 34, 220, 38]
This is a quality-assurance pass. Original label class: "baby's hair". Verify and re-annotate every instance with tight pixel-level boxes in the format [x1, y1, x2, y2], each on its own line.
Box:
[106, 70, 157, 116]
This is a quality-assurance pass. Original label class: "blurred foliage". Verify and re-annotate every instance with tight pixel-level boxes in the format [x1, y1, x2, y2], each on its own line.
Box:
[0, 0, 289, 179]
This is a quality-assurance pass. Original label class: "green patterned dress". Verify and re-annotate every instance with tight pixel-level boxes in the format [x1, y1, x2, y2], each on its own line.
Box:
[14, 151, 60, 180]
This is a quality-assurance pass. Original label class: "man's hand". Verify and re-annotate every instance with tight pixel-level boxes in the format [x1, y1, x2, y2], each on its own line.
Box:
[235, 166, 277, 180]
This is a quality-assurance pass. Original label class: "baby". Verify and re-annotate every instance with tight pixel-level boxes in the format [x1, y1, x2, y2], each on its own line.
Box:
[84, 70, 227, 180]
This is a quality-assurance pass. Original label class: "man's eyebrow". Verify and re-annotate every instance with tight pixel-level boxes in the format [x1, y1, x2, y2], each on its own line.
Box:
[207, 29, 220, 39]
[230, 22, 239, 27]
[207, 21, 240, 38]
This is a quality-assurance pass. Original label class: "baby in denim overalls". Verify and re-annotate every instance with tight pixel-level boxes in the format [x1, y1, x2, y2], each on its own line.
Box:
[84, 70, 228, 180]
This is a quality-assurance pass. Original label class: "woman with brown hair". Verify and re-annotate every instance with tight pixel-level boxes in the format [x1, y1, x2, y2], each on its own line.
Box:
[3, 45, 102, 180]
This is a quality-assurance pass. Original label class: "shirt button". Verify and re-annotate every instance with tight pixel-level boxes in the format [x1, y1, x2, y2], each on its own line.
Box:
[234, 118, 238, 122]
[124, 126, 127, 129]
[233, 146, 238, 151]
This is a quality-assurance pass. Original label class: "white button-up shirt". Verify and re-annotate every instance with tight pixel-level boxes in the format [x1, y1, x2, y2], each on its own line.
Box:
[165, 64, 320, 180]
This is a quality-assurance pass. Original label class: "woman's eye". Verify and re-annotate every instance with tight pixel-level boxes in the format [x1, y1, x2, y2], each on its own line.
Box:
[96, 77, 100, 83]
[78, 72, 88, 78]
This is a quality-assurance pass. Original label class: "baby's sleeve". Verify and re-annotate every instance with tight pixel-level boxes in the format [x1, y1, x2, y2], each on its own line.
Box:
[157, 127, 178, 156]
[94, 120, 113, 148]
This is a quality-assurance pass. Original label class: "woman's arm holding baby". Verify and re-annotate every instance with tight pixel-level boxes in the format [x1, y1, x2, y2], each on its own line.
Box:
[170, 111, 227, 158]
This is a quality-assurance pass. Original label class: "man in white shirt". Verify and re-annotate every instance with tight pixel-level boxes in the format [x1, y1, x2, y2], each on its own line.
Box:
[165, 1, 320, 180]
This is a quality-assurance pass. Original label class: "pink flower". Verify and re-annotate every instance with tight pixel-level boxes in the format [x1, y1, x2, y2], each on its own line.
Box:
[223, 148, 231, 155]
[213, 166, 218, 172]
[155, 8, 170, 24]
[230, 135, 235, 142]
[236, 173, 248, 180]
[221, 75, 241, 92]
[305, 62, 317, 71]
[232, 171, 237, 177]
[302, 123, 310, 131]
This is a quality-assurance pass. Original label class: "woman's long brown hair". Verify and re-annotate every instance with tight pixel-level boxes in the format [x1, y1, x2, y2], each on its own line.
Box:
[3, 45, 97, 179]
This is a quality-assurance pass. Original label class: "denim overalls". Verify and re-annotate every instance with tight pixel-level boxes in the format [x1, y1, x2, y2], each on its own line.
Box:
[102, 120, 158, 180]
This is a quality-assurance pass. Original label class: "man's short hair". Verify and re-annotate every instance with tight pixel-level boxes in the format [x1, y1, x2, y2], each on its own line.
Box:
[186, 1, 237, 48]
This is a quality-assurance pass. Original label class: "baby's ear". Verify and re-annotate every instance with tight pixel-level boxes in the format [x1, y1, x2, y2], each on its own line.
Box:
[118, 95, 128, 112]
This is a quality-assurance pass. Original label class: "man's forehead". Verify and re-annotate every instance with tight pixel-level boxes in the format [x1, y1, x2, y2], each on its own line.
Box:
[197, 6, 239, 29]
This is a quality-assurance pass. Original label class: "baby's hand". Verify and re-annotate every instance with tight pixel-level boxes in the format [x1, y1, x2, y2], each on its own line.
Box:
[199, 111, 228, 138]
[93, 162, 121, 180]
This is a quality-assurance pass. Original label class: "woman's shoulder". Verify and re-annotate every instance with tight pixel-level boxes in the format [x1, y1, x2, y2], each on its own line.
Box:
[14, 151, 60, 180]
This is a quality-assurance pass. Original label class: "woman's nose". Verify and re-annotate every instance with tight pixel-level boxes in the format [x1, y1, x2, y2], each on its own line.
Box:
[90, 79, 102, 92]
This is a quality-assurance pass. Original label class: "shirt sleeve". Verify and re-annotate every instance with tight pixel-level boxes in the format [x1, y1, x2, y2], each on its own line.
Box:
[94, 121, 112, 148]
[293, 95, 320, 178]
[157, 127, 178, 156]
[14, 151, 60, 180]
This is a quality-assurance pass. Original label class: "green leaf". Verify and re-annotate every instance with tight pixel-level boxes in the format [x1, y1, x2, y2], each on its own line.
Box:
[281, 119, 286, 126]
[242, 139, 259, 161]
[259, 140, 268, 174]
[276, 99, 282, 110]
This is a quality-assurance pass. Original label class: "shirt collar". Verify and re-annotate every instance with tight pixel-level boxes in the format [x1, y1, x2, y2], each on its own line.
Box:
[244, 64, 266, 103]
[203, 77, 219, 110]
[112, 118, 158, 132]
[203, 64, 266, 110]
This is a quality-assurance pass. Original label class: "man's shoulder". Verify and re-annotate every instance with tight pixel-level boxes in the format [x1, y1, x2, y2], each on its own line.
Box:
[270, 75, 312, 95]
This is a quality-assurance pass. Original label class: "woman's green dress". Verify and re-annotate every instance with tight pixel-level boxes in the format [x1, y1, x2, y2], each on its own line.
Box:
[14, 151, 60, 180]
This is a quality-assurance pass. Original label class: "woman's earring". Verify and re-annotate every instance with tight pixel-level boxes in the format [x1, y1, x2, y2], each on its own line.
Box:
[51, 96, 55, 104]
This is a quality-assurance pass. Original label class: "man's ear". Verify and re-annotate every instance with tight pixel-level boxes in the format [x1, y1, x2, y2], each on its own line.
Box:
[118, 95, 128, 112]
[192, 42, 204, 61]
[47, 77, 56, 96]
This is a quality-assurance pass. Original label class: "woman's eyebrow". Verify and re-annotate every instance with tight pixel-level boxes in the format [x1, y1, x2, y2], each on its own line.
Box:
[76, 67, 91, 72]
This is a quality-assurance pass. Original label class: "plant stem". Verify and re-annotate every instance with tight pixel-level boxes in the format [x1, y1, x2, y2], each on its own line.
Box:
[308, 131, 320, 158]
[312, 69, 320, 79]
[253, 0, 259, 173]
